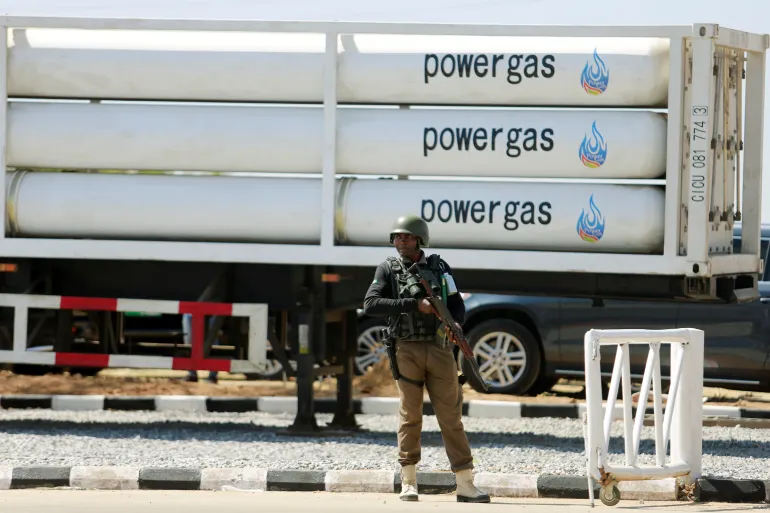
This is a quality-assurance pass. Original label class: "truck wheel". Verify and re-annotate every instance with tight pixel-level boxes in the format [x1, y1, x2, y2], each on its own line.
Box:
[462, 319, 542, 395]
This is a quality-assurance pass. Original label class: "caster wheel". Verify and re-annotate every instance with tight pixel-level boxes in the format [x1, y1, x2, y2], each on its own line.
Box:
[600, 484, 621, 506]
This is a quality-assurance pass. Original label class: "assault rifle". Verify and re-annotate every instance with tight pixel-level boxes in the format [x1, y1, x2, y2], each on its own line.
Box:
[406, 263, 490, 392]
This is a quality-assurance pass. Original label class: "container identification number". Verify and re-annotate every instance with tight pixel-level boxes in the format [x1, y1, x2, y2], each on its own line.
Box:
[690, 106, 709, 203]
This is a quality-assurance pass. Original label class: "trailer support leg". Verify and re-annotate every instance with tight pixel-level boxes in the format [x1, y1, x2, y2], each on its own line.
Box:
[277, 307, 361, 437]
[291, 350, 320, 432]
[329, 309, 362, 432]
[279, 307, 322, 435]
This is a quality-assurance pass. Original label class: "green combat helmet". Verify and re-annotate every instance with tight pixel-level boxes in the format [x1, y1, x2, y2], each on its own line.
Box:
[389, 215, 430, 247]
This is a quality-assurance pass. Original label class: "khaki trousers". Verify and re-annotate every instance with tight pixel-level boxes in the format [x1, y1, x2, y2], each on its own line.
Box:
[395, 339, 474, 472]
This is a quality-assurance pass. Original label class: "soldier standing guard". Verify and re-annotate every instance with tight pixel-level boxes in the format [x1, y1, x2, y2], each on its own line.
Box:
[363, 215, 490, 503]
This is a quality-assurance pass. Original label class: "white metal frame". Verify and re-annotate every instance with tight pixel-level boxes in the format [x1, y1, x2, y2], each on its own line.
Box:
[0, 17, 767, 280]
[0, 293, 269, 373]
[583, 328, 704, 507]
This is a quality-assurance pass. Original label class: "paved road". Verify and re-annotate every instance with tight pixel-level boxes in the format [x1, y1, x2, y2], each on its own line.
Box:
[0, 490, 763, 512]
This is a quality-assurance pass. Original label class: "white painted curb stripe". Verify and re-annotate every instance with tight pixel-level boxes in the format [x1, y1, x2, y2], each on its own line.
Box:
[69, 466, 140, 490]
[154, 395, 208, 412]
[702, 406, 742, 418]
[467, 400, 522, 419]
[360, 397, 399, 415]
[52, 395, 106, 411]
[617, 478, 678, 501]
[257, 397, 297, 414]
[201, 468, 267, 491]
[325, 470, 395, 493]
[474, 473, 538, 498]
[0, 467, 12, 491]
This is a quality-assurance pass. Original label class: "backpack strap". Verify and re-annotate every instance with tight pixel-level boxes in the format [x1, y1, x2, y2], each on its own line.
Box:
[385, 257, 404, 296]
[386, 256, 403, 273]
[426, 253, 444, 274]
[384, 256, 405, 332]
[426, 253, 449, 303]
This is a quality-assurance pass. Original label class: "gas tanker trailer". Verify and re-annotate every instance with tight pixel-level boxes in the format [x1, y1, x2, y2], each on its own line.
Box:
[0, 16, 765, 433]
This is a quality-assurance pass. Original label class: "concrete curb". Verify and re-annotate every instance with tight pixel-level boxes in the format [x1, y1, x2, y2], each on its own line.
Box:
[0, 466, 765, 502]
[1, 394, 768, 422]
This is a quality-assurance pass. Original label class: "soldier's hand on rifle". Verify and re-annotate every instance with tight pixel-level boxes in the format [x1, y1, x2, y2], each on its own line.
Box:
[446, 322, 463, 343]
[417, 298, 433, 314]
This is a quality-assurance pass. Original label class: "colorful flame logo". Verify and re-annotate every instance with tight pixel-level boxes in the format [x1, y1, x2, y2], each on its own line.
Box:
[576, 194, 606, 243]
[581, 49, 609, 95]
[579, 121, 607, 168]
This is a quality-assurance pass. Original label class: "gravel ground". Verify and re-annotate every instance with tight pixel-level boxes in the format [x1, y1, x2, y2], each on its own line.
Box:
[0, 409, 768, 479]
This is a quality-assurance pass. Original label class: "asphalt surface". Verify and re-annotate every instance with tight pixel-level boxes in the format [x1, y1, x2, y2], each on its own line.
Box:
[0, 490, 764, 513]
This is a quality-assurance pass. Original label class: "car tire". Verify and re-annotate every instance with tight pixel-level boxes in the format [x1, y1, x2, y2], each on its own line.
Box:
[243, 358, 291, 381]
[462, 319, 542, 395]
[355, 317, 388, 375]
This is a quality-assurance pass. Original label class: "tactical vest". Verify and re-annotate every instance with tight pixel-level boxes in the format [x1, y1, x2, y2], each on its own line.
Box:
[386, 254, 446, 342]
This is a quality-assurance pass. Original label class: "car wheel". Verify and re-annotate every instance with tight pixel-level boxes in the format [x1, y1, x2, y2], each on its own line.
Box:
[355, 318, 388, 375]
[244, 358, 294, 381]
[462, 319, 542, 395]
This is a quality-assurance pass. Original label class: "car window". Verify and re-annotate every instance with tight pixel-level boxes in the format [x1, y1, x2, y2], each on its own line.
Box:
[733, 236, 770, 281]
[764, 239, 770, 282]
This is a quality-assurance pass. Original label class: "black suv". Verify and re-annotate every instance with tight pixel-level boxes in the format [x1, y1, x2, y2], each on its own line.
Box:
[355, 223, 770, 396]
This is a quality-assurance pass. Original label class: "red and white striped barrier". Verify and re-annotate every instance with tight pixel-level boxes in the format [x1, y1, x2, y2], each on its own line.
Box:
[0, 293, 268, 373]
